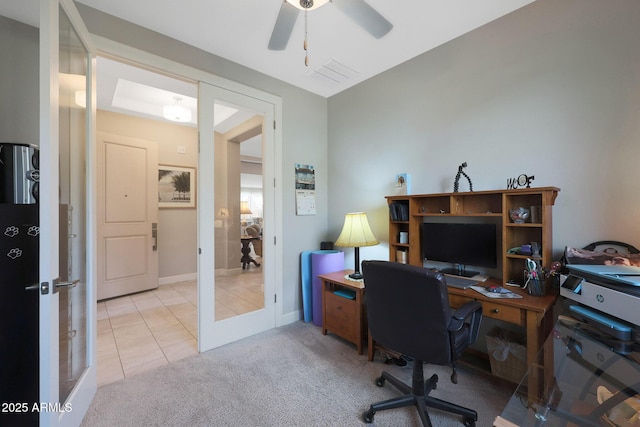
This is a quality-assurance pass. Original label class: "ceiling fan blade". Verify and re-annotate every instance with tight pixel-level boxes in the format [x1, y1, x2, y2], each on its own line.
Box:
[332, 0, 393, 39]
[268, 1, 300, 50]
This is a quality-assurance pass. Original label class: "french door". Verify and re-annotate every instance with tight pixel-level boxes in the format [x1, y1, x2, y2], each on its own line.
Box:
[39, 0, 96, 425]
[198, 82, 277, 350]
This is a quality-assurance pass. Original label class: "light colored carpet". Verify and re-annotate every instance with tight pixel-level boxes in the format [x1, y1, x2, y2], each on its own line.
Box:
[81, 321, 515, 426]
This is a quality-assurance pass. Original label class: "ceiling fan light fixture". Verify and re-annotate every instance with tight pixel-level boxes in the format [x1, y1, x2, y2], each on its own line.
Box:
[288, 0, 329, 12]
[163, 96, 192, 123]
[269, 0, 392, 53]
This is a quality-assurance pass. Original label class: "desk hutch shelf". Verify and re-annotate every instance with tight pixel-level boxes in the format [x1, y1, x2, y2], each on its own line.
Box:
[387, 187, 560, 285]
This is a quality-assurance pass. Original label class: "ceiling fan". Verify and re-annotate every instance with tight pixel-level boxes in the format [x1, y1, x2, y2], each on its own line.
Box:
[268, 0, 393, 51]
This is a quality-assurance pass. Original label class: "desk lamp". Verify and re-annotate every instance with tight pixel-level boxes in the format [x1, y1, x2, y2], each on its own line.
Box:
[335, 212, 378, 280]
[240, 201, 252, 234]
[240, 201, 252, 216]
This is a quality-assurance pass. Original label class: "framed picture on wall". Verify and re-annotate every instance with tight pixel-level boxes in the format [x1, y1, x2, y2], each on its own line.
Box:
[395, 173, 410, 195]
[158, 165, 196, 208]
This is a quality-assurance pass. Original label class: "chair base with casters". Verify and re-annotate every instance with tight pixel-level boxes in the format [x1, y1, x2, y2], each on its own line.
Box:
[361, 359, 477, 427]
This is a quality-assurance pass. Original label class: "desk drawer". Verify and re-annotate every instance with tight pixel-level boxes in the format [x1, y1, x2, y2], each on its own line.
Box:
[325, 291, 357, 340]
[482, 302, 523, 325]
[448, 294, 523, 325]
[449, 294, 473, 309]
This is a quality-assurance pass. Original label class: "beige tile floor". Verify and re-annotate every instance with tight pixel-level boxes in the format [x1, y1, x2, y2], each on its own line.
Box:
[97, 268, 263, 387]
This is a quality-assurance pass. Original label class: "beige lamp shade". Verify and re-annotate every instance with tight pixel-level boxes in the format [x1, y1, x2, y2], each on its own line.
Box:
[240, 201, 253, 215]
[335, 212, 378, 280]
[335, 212, 378, 248]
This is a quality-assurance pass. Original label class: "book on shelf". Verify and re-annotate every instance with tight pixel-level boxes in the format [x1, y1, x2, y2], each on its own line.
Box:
[389, 202, 409, 221]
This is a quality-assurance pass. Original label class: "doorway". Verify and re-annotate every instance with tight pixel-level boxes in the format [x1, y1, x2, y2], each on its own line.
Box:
[94, 57, 199, 385]
[94, 57, 272, 384]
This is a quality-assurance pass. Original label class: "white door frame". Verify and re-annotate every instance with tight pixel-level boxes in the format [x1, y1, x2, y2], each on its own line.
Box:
[90, 37, 285, 328]
[39, 0, 97, 425]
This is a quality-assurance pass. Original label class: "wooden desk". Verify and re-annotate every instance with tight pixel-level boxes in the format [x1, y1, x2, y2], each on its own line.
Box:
[446, 279, 557, 374]
[367, 277, 557, 381]
[319, 271, 557, 384]
[318, 270, 366, 355]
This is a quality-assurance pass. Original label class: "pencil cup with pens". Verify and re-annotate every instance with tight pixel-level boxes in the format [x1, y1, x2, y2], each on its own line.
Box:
[523, 258, 545, 296]
[523, 259, 562, 297]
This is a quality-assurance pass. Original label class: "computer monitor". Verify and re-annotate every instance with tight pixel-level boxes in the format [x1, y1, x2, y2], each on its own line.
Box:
[421, 222, 497, 277]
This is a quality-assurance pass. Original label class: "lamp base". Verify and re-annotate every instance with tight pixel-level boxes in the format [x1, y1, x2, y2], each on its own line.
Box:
[348, 271, 363, 280]
[349, 246, 364, 280]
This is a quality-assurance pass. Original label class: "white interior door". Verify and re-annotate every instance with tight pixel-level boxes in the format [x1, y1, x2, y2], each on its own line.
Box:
[198, 82, 276, 351]
[39, 0, 96, 426]
[96, 132, 159, 300]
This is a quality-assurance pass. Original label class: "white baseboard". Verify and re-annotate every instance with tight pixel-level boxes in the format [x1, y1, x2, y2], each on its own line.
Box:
[278, 310, 302, 327]
[159, 273, 197, 286]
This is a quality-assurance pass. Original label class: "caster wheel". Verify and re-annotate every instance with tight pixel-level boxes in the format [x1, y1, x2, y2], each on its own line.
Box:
[375, 376, 386, 387]
[362, 409, 375, 423]
[393, 357, 407, 367]
[463, 417, 476, 427]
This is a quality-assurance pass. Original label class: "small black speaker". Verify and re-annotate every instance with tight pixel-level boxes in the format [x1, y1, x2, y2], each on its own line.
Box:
[320, 241, 334, 250]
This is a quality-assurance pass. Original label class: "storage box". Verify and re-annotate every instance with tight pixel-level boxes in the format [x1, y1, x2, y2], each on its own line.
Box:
[486, 327, 527, 384]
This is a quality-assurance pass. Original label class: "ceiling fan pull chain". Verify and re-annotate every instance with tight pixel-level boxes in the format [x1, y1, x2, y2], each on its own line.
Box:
[304, 8, 309, 66]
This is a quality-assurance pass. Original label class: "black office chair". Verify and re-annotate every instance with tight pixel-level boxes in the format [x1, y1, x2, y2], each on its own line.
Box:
[361, 261, 483, 427]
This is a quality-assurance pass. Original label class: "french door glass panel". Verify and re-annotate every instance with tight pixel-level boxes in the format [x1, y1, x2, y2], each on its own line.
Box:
[58, 4, 87, 403]
[214, 100, 264, 319]
[39, 1, 96, 425]
[198, 82, 275, 351]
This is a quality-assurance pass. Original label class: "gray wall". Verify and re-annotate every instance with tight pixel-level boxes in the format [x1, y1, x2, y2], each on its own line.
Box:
[328, 0, 640, 267]
[0, 16, 39, 146]
[76, 4, 329, 317]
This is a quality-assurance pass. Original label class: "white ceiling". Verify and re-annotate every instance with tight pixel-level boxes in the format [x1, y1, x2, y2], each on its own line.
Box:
[0, 0, 536, 98]
[77, 0, 535, 97]
[1, 0, 536, 159]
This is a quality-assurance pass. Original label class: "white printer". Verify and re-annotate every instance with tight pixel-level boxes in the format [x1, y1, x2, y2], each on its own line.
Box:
[561, 264, 640, 343]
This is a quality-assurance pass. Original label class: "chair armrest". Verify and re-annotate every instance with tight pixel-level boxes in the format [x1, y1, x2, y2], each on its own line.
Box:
[449, 301, 482, 344]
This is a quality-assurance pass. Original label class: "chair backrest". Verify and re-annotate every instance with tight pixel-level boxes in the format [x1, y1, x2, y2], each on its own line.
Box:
[362, 260, 453, 365]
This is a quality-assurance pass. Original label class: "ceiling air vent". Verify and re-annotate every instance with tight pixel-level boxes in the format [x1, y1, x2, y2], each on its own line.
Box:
[309, 58, 358, 84]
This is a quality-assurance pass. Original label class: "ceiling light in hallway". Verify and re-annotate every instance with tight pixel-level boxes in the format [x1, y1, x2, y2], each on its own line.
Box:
[163, 96, 192, 122]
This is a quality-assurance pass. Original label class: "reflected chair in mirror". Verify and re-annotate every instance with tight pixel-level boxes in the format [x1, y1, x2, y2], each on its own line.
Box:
[361, 261, 483, 427]
[246, 224, 262, 257]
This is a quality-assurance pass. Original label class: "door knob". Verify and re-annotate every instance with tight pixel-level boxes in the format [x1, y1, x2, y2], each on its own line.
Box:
[25, 282, 49, 294]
